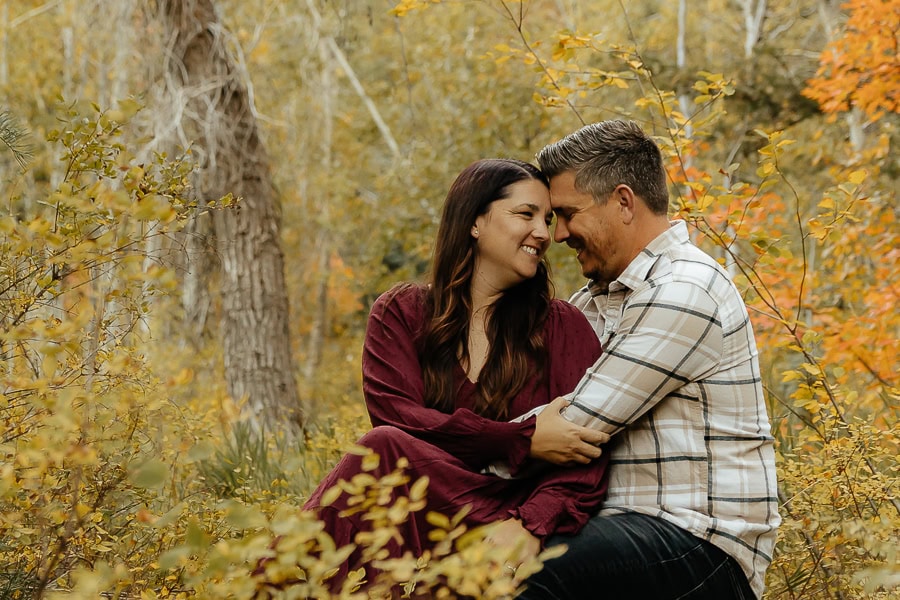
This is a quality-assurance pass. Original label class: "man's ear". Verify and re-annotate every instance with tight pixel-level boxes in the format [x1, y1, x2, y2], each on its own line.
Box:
[615, 184, 637, 225]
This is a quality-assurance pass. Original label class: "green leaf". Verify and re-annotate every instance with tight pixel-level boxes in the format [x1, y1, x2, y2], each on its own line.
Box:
[158, 545, 191, 570]
[128, 459, 169, 489]
[186, 518, 210, 549]
[222, 500, 267, 530]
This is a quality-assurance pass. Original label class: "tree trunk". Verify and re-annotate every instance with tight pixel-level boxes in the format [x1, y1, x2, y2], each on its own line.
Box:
[158, 0, 302, 431]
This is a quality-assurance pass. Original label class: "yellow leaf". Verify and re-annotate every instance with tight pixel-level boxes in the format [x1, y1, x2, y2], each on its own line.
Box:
[94, 229, 118, 249]
[756, 162, 775, 177]
[847, 169, 867, 184]
[117, 97, 143, 120]
[426, 511, 451, 529]
[800, 363, 819, 376]
[361, 452, 380, 472]
[410, 475, 429, 502]
[321, 485, 342, 507]
[41, 354, 58, 377]
[76, 502, 92, 519]
[818, 197, 835, 210]
[782, 370, 803, 383]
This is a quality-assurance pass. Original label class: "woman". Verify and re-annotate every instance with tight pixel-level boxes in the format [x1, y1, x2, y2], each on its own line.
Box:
[303, 158, 607, 589]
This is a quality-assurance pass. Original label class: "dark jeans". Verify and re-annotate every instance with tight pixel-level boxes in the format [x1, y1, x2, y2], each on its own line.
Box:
[517, 512, 755, 600]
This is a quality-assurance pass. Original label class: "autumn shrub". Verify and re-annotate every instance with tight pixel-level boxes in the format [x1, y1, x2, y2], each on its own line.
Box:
[165, 444, 553, 600]
[0, 101, 564, 600]
[0, 101, 229, 598]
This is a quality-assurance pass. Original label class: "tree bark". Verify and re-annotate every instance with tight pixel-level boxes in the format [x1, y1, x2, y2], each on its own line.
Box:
[158, 0, 302, 430]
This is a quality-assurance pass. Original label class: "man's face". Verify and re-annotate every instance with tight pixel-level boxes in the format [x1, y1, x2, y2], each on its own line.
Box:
[549, 171, 626, 286]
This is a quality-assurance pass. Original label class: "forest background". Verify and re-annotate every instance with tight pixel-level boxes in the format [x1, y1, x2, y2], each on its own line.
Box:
[1, 0, 897, 598]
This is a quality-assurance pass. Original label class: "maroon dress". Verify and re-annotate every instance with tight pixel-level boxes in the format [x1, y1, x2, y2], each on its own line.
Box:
[303, 285, 607, 584]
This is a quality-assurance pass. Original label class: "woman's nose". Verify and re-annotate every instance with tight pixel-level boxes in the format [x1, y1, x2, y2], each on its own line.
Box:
[534, 220, 550, 241]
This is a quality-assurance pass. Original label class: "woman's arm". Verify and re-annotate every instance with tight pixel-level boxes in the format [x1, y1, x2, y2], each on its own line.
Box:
[511, 300, 609, 539]
[362, 286, 537, 470]
[513, 451, 610, 539]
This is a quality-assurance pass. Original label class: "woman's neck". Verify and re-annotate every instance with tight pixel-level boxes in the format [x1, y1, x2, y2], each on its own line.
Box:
[469, 275, 504, 316]
[463, 280, 503, 383]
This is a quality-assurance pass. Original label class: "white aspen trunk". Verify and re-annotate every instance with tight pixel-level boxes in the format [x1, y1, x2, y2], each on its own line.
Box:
[676, 0, 696, 243]
[742, 0, 767, 58]
[62, 26, 73, 101]
[846, 108, 866, 153]
[0, 4, 8, 87]
[302, 40, 335, 384]
[677, 0, 687, 69]
[304, 0, 400, 159]
[676, 0, 693, 140]
[551, 0, 577, 30]
[304, 241, 330, 382]
[109, 0, 133, 103]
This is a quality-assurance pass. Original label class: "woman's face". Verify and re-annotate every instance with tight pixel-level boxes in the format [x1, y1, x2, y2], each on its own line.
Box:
[471, 178, 552, 291]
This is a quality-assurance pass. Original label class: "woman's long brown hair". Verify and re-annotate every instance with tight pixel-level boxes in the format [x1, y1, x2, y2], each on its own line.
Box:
[417, 158, 553, 420]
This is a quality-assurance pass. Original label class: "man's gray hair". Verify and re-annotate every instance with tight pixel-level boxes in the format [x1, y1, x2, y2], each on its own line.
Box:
[536, 120, 670, 215]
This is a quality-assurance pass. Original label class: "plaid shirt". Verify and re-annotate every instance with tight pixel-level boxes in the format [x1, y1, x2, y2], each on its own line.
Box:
[563, 220, 780, 599]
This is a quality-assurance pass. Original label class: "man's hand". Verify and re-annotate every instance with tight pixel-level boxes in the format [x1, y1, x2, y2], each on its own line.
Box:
[530, 397, 609, 465]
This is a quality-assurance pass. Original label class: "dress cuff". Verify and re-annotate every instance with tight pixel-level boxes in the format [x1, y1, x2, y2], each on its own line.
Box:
[510, 491, 581, 542]
[504, 416, 536, 475]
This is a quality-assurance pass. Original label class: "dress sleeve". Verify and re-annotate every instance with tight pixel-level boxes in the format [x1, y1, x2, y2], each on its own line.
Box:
[500, 300, 604, 473]
[511, 454, 610, 540]
[361, 286, 536, 470]
[509, 300, 609, 540]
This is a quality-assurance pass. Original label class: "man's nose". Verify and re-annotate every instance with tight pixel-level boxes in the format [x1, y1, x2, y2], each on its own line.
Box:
[553, 219, 569, 243]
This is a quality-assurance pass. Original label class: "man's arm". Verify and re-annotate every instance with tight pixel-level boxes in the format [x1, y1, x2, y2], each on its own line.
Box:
[564, 281, 723, 432]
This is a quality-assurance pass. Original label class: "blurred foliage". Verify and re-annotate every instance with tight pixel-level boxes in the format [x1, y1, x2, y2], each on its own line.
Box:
[1, 0, 898, 598]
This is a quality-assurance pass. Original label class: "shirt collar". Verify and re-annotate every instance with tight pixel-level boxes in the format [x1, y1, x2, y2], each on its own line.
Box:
[588, 220, 688, 295]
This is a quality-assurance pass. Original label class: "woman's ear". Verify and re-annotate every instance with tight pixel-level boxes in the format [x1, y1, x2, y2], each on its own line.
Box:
[471, 226, 479, 238]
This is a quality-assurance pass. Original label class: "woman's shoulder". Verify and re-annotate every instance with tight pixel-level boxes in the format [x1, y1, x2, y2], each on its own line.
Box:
[547, 298, 590, 325]
[545, 298, 602, 356]
[370, 282, 429, 322]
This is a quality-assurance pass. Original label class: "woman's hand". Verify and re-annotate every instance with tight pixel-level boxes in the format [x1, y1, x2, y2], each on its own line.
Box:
[484, 518, 541, 584]
[529, 397, 609, 465]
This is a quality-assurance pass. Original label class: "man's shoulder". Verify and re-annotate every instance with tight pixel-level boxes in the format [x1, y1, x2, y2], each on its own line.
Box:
[644, 242, 752, 332]
[652, 241, 735, 295]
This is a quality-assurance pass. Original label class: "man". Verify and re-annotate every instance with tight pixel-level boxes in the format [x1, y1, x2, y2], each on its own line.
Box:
[518, 120, 780, 599]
